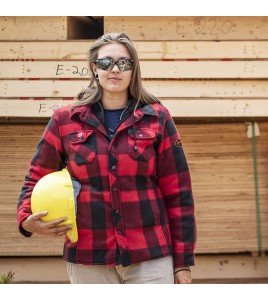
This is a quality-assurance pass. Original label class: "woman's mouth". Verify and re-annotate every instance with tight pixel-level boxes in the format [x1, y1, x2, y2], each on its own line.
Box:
[109, 77, 121, 81]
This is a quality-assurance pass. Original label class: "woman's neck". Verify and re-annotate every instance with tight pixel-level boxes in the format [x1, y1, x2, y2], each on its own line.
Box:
[101, 92, 128, 109]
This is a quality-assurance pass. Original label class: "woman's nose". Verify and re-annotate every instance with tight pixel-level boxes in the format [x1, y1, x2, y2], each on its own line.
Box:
[111, 62, 120, 72]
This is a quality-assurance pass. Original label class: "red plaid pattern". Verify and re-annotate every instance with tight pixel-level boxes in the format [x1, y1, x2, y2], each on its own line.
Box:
[17, 100, 196, 268]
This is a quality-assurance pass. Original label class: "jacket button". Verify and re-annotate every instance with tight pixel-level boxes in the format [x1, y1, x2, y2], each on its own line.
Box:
[117, 230, 122, 235]
[113, 187, 118, 191]
[112, 165, 116, 170]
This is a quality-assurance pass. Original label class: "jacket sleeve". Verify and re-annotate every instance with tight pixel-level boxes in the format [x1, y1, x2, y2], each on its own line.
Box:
[156, 106, 196, 268]
[17, 110, 65, 237]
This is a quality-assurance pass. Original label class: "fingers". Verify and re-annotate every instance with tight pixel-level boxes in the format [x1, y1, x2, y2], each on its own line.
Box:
[46, 224, 72, 235]
[23, 213, 72, 236]
[31, 210, 48, 220]
[39, 219, 71, 235]
[46, 217, 68, 227]
[31, 211, 68, 227]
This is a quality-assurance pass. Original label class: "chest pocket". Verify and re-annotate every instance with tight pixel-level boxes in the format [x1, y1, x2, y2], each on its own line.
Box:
[128, 128, 156, 161]
[68, 130, 96, 165]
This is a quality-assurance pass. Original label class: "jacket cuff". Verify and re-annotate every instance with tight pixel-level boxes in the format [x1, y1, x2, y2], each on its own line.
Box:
[19, 224, 32, 237]
[173, 252, 195, 268]
[18, 214, 33, 237]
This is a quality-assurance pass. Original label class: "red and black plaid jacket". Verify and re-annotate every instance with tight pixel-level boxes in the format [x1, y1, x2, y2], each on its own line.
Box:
[17, 100, 196, 268]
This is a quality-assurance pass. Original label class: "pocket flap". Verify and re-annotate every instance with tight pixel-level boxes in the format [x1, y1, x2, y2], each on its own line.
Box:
[68, 130, 94, 144]
[128, 128, 156, 140]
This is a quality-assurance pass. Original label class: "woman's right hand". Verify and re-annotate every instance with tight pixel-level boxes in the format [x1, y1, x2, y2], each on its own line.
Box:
[21, 211, 72, 236]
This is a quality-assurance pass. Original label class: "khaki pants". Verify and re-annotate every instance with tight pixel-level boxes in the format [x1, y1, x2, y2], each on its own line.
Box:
[67, 256, 174, 284]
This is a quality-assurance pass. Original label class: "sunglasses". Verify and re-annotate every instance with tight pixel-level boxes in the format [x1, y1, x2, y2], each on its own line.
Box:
[94, 58, 134, 72]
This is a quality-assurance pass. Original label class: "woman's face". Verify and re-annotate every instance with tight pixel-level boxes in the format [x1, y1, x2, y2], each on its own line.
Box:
[92, 43, 132, 98]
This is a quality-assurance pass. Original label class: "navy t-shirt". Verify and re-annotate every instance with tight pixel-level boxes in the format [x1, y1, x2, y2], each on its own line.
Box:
[103, 108, 125, 137]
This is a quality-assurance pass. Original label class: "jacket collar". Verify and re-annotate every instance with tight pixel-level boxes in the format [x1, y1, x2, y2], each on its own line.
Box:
[69, 99, 158, 123]
[139, 103, 158, 117]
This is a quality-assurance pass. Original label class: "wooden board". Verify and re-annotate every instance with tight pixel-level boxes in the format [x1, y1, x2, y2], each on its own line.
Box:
[1, 122, 267, 255]
[0, 99, 74, 117]
[2, 99, 268, 118]
[105, 16, 268, 41]
[143, 80, 268, 98]
[1, 61, 268, 79]
[1, 79, 267, 98]
[0, 80, 88, 98]
[0, 16, 89, 40]
[2, 41, 268, 60]
[0, 17, 68, 40]
[2, 254, 268, 282]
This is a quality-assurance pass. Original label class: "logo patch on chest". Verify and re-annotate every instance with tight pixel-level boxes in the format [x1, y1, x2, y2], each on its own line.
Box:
[175, 138, 182, 147]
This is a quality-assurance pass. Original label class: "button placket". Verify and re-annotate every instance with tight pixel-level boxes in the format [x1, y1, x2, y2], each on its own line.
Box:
[109, 132, 126, 239]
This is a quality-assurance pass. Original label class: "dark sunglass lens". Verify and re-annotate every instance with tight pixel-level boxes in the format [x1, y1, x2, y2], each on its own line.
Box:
[97, 58, 114, 70]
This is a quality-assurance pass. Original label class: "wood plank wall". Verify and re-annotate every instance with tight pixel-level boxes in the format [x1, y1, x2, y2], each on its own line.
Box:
[0, 16, 267, 256]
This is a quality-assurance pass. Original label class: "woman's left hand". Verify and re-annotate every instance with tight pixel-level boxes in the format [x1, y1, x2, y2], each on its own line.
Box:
[174, 270, 192, 284]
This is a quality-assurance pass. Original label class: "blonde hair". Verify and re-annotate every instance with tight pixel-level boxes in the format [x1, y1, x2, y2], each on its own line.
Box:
[72, 32, 159, 110]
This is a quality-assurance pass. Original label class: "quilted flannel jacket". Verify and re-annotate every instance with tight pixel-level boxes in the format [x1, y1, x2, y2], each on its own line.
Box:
[17, 99, 196, 268]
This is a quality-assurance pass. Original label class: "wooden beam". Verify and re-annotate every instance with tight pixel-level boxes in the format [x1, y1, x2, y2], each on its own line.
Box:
[163, 99, 268, 118]
[105, 16, 268, 40]
[0, 16, 68, 40]
[134, 41, 268, 60]
[0, 16, 90, 40]
[0, 80, 88, 98]
[2, 41, 268, 60]
[1, 80, 268, 98]
[2, 61, 268, 79]
[0, 99, 73, 117]
[1, 99, 268, 118]
[1, 255, 268, 283]
[144, 80, 268, 98]
[192, 254, 268, 280]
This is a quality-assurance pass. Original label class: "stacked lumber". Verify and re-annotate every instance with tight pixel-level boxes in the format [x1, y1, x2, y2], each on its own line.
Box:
[179, 122, 268, 253]
[0, 124, 64, 255]
[0, 16, 267, 256]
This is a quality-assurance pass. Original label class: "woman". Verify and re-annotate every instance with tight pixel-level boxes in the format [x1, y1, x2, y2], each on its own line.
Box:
[17, 32, 196, 284]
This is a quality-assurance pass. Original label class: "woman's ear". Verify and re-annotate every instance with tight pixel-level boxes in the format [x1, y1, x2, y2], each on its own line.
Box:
[91, 63, 97, 74]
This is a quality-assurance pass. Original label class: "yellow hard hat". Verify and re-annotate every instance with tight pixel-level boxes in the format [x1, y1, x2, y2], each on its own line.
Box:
[31, 169, 80, 243]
